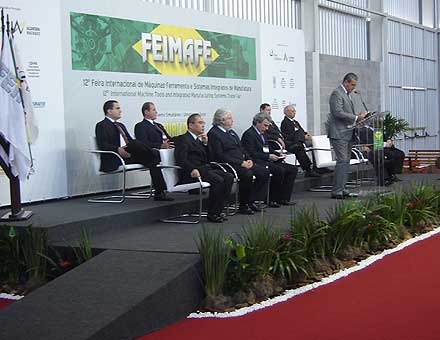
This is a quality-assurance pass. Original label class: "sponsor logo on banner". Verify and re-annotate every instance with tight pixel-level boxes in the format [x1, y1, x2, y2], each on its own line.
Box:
[70, 12, 257, 80]
[268, 47, 295, 63]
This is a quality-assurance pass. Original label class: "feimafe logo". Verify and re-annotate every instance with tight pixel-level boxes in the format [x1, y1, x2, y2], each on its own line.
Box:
[132, 24, 219, 77]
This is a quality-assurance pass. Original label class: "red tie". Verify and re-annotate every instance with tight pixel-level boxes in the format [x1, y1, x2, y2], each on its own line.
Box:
[153, 122, 165, 135]
[114, 122, 129, 145]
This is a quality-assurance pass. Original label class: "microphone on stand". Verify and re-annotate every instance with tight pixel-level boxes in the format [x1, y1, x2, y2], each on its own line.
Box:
[353, 89, 369, 113]
[347, 89, 372, 129]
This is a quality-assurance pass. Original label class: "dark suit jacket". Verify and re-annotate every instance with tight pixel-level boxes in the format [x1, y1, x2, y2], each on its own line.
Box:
[174, 132, 210, 182]
[134, 119, 171, 149]
[241, 126, 271, 164]
[95, 118, 133, 172]
[207, 125, 249, 166]
[267, 120, 284, 142]
[280, 117, 306, 147]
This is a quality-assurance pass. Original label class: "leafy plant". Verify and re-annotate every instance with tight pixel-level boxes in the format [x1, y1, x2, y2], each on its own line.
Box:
[403, 185, 439, 229]
[362, 200, 399, 247]
[383, 112, 410, 140]
[326, 201, 368, 256]
[224, 220, 280, 293]
[21, 227, 49, 281]
[240, 219, 280, 277]
[0, 227, 23, 283]
[271, 232, 308, 282]
[290, 205, 330, 259]
[72, 229, 93, 264]
[197, 227, 230, 297]
[0, 226, 49, 284]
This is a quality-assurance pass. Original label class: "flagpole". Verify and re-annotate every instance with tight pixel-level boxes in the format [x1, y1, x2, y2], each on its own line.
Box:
[0, 12, 32, 221]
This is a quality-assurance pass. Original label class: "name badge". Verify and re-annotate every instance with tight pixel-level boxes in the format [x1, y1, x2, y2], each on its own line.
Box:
[262, 146, 270, 153]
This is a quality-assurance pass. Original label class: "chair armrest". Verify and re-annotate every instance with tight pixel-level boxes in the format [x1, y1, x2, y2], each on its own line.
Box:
[350, 148, 362, 161]
[216, 162, 239, 179]
[157, 164, 182, 170]
[86, 149, 126, 166]
[209, 162, 227, 172]
[268, 139, 287, 154]
[307, 147, 332, 152]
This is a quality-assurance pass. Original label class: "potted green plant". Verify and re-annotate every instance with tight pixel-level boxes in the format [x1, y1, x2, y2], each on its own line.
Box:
[383, 112, 410, 140]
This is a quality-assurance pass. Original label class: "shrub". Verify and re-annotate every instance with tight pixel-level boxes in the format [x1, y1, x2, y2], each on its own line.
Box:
[290, 205, 330, 259]
[197, 227, 230, 297]
[325, 200, 368, 257]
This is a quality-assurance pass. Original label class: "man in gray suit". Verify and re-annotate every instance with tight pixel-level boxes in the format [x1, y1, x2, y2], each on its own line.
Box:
[328, 73, 368, 199]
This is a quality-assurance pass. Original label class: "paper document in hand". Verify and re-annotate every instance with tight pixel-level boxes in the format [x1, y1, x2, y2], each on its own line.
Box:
[0, 34, 31, 180]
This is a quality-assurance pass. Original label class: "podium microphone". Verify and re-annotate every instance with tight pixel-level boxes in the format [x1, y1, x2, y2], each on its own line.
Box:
[353, 89, 369, 113]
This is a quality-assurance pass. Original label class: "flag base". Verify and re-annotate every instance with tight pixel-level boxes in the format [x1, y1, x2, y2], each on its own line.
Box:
[0, 209, 33, 222]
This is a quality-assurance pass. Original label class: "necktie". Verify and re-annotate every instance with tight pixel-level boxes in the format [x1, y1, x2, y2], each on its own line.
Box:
[227, 130, 238, 144]
[260, 133, 265, 143]
[153, 122, 167, 140]
[114, 122, 129, 145]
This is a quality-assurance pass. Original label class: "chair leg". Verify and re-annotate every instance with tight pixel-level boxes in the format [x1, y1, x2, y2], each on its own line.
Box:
[88, 168, 128, 203]
[226, 180, 239, 216]
[89, 170, 155, 203]
[160, 185, 205, 224]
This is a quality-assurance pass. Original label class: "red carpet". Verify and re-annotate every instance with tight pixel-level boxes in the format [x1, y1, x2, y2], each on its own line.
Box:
[138, 233, 440, 340]
[0, 298, 15, 311]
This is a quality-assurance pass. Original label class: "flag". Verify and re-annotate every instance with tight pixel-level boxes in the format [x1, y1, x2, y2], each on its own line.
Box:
[0, 30, 31, 180]
[12, 37, 38, 144]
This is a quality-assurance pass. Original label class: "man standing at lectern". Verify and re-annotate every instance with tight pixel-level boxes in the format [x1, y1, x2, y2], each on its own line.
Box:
[328, 73, 368, 199]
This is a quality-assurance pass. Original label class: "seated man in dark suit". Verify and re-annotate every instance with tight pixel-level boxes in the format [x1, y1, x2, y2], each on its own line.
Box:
[95, 100, 172, 201]
[174, 114, 234, 223]
[384, 139, 405, 177]
[357, 126, 404, 185]
[281, 105, 320, 177]
[208, 108, 270, 215]
[241, 112, 297, 206]
[134, 102, 174, 154]
[260, 103, 286, 150]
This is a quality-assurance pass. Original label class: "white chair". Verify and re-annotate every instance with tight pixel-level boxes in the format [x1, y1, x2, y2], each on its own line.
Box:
[158, 149, 211, 223]
[309, 135, 365, 192]
[87, 137, 153, 203]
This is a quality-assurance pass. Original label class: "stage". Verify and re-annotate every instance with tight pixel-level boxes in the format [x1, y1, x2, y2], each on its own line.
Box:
[0, 172, 438, 340]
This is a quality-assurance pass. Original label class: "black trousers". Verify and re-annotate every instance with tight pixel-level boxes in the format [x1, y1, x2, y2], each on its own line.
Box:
[287, 143, 312, 171]
[266, 161, 298, 202]
[233, 164, 270, 206]
[124, 140, 167, 192]
[384, 147, 405, 174]
[180, 166, 234, 215]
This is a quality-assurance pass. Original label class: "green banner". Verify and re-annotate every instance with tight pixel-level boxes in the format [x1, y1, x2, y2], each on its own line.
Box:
[70, 12, 256, 80]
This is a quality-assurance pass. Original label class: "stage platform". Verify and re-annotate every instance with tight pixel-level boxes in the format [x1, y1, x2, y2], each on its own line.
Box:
[0, 173, 438, 340]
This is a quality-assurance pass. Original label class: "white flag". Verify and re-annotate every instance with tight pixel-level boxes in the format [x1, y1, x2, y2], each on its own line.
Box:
[12, 38, 38, 144]
[0, 33, 31, 180]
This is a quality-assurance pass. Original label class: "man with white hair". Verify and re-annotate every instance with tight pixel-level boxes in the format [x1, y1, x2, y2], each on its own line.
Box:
[208, 108, 270, 215]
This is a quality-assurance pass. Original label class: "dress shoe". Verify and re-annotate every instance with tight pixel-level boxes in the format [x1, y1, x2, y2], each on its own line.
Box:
[315, 167, 333, 174]
[249, 203, 263, 212]
[268, 201, 281, 208]
[384, 179, 393, 186]
[279, 200, 297, 206]
[305, 170, 320, 177]
[154, 193, 174, 201]
[220, 213, 228, 221]
[239, 205, 254, 215]
[331, 193, 346, 199]
[207, 214, 223, 223]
